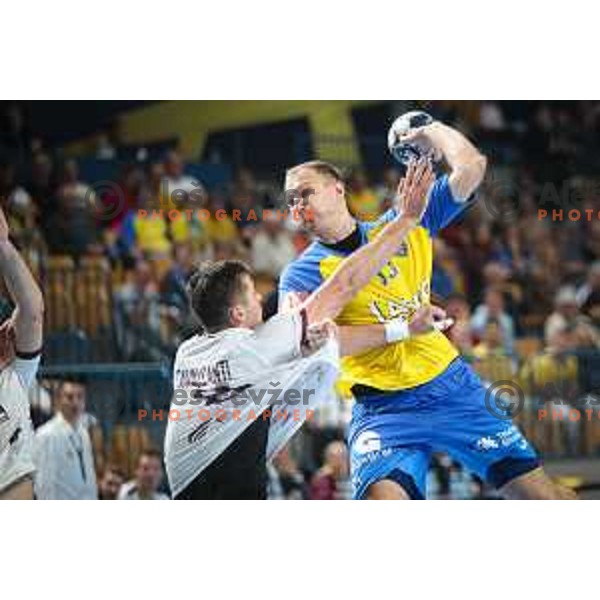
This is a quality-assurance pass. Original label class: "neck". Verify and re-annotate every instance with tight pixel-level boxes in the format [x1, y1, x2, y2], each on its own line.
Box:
[317, 212, 356, 244]
[61, 412, 79, 427]
[137, 486, 152, 499]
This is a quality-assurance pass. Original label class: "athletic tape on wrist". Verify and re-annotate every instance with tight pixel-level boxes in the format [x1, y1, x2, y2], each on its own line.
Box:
[384, 319, 410, 343]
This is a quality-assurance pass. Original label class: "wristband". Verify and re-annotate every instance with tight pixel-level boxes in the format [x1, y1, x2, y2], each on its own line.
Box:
[384, 319, 410, 343]
[433, 317, 455, 332]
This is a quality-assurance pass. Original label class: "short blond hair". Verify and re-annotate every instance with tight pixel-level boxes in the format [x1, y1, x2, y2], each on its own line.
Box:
[285, 160, 344, 185]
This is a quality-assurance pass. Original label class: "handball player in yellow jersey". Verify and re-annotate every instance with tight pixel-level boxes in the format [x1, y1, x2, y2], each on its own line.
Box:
[280, 120, 575, 500]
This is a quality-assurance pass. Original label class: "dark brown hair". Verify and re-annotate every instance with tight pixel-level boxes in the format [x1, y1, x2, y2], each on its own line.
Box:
[187, 260, 253, 333]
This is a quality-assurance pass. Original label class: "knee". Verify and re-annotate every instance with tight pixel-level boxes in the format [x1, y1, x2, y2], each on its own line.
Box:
[524, 484, 578, 500]
[501, 470, 579, 500]
[366, 479, 410, 500]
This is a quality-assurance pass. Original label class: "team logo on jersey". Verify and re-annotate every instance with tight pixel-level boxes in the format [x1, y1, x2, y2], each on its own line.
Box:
[188, 420, 212, 444]
[9, 427, 21, 446]
[354, 430, 382, 454]
[0, 404, 9, 425]
[396, 242, 408, 257]
[475, 436, 499, 451]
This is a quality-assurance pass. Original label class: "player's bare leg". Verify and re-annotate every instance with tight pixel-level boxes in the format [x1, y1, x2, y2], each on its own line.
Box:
[0, 476, 33, 500]
[500, 467, 577, 500]
[366, 479, 410, 500]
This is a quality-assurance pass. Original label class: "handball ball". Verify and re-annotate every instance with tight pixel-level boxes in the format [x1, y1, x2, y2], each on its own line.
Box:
[387, 110, 436, 166]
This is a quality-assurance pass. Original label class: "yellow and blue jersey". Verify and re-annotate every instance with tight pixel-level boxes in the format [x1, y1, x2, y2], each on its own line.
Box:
[279, 175, 470, 395]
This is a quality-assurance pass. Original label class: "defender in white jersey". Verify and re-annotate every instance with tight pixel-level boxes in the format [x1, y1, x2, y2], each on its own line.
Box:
[0, 207, 44, 500]
[165, 159, 444, 499]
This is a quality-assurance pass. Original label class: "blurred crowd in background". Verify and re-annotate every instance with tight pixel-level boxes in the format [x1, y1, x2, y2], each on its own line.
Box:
[1, 100, 600, 499]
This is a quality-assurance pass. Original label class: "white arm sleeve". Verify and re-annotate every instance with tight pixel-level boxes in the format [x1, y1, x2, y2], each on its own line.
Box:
[13, 354, 41, 390]
[251, 310, 306, 366]
[32, 432, 57, 500]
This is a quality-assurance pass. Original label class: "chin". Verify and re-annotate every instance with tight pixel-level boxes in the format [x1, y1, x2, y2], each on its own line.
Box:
[0, 352, 14, 371]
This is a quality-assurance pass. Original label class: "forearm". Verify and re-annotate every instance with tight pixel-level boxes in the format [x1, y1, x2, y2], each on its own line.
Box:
[304, 215, 417, 324]
[338, 324, 386, 357]
[0, 241, 43, 314]
[0, 241, 44, 351]
[425, 122, 487, 200]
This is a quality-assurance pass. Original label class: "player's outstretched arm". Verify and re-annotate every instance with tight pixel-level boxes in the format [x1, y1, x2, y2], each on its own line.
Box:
[337, 305, 454, 356]
[301, 159, 434, 326]
[401, 121, 487, 201]
[0, 207, 44, 353]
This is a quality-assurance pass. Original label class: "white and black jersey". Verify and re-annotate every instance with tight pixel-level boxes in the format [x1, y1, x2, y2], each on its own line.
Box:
[0, 352, 41, 494]
[164, 310, 339, 499]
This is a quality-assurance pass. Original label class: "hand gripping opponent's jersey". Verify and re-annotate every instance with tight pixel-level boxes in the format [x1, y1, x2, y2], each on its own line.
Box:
[279, 175, 471, 395]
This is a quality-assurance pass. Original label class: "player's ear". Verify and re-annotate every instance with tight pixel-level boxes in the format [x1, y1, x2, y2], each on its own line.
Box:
[228, 304, 245, 328]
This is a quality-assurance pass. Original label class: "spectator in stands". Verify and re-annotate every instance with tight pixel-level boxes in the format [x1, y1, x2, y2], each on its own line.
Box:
[32, 379, 98, 500]
[269, 447, 307, 500]
[114, 258, 162, 359]
[583, 220, 600, 263]
[444, 294, 474, 356]
[98, 464, 126, 500]
[26, 151, 57, 223]
[45, 159, 103, 258]
[472, 318, 509, 359]
[118, 449, 169, 500]
[544, 286, 590, 345]
[130, 193, 172, 259]
[204, 192, 240, 245]
[0, 103, 31, 157]
[577, 260, 600, 327]
[432, 238, 465, 299]
[479, 101, 506, 131]
[471, 287, 515, 354]
[162, 241, 195, 310]
[346, 168, 380, 221]
[309, 440, 350, 500]
[375, 166, 401, 213]
[233, 167, 271, 214]
[0, 158, 35, 241]
[250, 213, 296, 278]
[163, 150, 199, 209]
[95, 131, 117, 161]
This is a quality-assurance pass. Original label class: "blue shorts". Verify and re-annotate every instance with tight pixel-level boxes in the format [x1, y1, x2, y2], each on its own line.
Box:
[348, 358, 540, 499]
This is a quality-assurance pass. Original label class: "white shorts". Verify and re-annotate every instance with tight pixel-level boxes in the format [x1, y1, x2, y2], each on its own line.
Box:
[0, 423, 35, 494]
[0, 367, 36, 495]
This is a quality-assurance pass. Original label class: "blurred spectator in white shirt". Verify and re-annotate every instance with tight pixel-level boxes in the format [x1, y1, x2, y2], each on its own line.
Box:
[163, 150, 201, 209]
[250, 216, 296, 278]
[545, 285, 590, 345]
[114, 258, 162, 359]
[95, 131, 117, 160]
[471, 287, 515, 354]
[479, 101, 506, 131]
[32, 380, 97, 499]
[118, 449, 169, 500]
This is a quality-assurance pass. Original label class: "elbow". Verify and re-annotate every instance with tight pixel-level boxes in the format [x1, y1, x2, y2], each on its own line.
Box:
[453, 152, 487, 198]
[470, 152, 488, 187]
